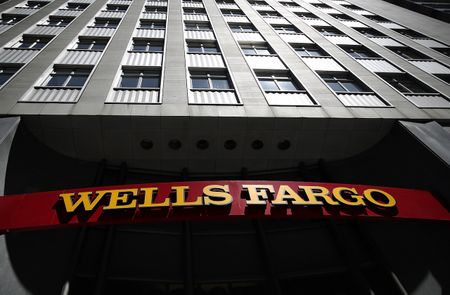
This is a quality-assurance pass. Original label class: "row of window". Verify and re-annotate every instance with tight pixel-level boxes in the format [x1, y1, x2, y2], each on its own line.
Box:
[1, 63, 443, 98]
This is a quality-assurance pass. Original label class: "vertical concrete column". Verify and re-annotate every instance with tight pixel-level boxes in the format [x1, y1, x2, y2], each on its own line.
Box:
[203, 0, 267, 106]
[74, 0, 146, 114]
[161, 0, 189, 116]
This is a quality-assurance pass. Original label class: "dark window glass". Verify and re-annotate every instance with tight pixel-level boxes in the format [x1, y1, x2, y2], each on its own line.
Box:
[92, 42, 107, 50]
[140, 22, 165, 29]
[75, 42, 91, 50]
[141, 76, 160, 88]
[211, 78, 230, 89]
[192, 77, 209, 88]
[120, 76, 138, 88]
[328, 81, 345, 92]
[341, 81, 364, 92]
[382, 75, 433, 94]
[295, 47, 327, 57]
[204, 46, 218, 53]
[66, 75, 88, 87]
[257, 74, 302, 92]
[278, 80, 297, 91]
[46, 74, 70, 86]
[260, 80, 278, 91]
[0, 68, 17, 85]
[191, 73, 232, 89]
[187, 43, 219, 53]
[187, 46, 202, 53]
[321, 74, 369, 93]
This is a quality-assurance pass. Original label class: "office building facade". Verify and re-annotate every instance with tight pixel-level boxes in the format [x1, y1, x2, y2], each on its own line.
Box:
[0, 0, 449, 294]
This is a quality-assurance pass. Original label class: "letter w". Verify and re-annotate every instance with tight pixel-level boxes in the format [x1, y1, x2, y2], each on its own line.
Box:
[59, 191, 105, 213]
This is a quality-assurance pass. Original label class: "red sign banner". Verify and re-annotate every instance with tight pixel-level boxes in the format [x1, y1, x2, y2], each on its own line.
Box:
[0, 181, 449, 233]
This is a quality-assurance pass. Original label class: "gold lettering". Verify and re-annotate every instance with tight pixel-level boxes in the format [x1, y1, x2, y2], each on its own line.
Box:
[139, 187, 170, 208]
[203, 185, 233, 206]
[171, 186, 202, 207]
[272, 185, 309, 205]
[103, 189, 138, 210]
[332, 187, 366, 206]
[242, 185, 274, 205]
[299, 186, 339, 205]
[59, 191, 106, 213]
[363, 189, 396, 208]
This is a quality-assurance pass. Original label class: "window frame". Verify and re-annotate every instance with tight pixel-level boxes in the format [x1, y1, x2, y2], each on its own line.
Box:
[92, 18, 120, 28]
[73, 39, 108, 51]
[0, 67, 20, 87]
[187, 42, 220, 54]
[256, 73, 304, 92]
[380, 74, 437, 95]
[241, 44, 273, 56]
[185, 22, 212, 31]
[229, 24, 257, 33]
[294, 46, 329, 57]
[40, 68, 91, 89]
[139, 20, 166, 29]
[320, 73, 372, 93]
[130, 39, 164, 53]
[190, 72, 233, 90]
[11, 37, 51, 50]
[45, 17, 73, 27]
[117, 70, 161, 90]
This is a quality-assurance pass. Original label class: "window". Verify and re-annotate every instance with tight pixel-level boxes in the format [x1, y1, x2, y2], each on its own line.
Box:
[394, 29, 425, 39]
[273, 25, 298, 33]
[388, 47, 430, 60]
[131, 40, 164, 52]
[294, 46, 328, 57]
[380, 74, 435, 94]
[183, 8, 206, 14]
[257, 73, 303, 92]
[366, 15, 390, 23]
[295, 13, 318, 19]
[320, 74, 370, 93]
[119, 70, 160, 89]
[241, 44, 272, 55]
[24, 1, 47, 8]
[187, 42, 219, 53]
[66, 3, 89, 10]
[355, 28, 385, 38]
[0, 67, 19, 86]
[185, 22, 211, 31]
[0, 15, 26, 25]
[333, 15, 353, 21]
[436, 74, 450, 84]
[93, 19, 120, 28]
[139, 21, 165, 29]
[190, 72, 232, 90]
[46, 18, 73, 27]
[43, 69, 91, 88]
[259, 11, 281, 17]
[342, 46, 378, 58]
[222, 10, 245, 16]
[75, 39, 108, 51]
[229, 24, 257, 32]
[105, 5, 128, 11]
[66, 3, 87, 10]
[144, 7, 167, 13]
[13, 37, 50, 49]
[318, 27, 344, 36]
[281, 2, 300, 7]
[435, 47, 450, 57]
